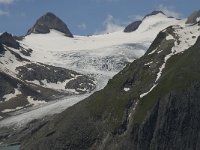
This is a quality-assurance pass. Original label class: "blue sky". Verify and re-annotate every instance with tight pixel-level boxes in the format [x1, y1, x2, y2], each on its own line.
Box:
[0, 0, 199, 36]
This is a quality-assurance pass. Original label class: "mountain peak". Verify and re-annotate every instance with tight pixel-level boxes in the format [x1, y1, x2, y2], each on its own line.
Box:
[26, 12, 73, 37]
[144, 11, 165, 18]
[143, 10, 178, 20]
[186, 10, 200, 24]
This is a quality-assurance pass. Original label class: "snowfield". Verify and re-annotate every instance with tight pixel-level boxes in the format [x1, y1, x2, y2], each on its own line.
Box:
[0, 12, 183, 128]
[19, 13, 181, 74]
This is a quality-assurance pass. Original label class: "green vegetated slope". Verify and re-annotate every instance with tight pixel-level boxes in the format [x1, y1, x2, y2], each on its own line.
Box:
[21, 24, 200, 150]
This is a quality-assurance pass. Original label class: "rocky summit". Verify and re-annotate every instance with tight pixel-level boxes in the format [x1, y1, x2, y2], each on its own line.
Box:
[26, 12, 73, 37]
[124, 21, 142, 33]
[0, 32, 20, 49]
[186, 10, 200, 24]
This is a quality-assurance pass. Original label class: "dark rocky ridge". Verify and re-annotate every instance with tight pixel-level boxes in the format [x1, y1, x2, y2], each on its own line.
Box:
[0, 32, 20, 49]
[124, 21, 142, 33]
[144, 10, 165, 18]
[186, 10, 200, 24]
[0, 43, 5, 55]
[27, 12, 73, 37]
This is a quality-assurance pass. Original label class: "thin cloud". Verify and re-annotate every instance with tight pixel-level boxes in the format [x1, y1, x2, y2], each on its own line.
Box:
[97, 15, 124, 34]
[0, 10, 9, 16]
[158, 4, 181, 18]
[77, 23, 87, 30]
[0, 0, 14, 4]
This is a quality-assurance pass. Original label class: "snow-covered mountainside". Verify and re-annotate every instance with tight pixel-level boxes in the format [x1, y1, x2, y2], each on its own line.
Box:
[20, 20, 200, 150]
[0, 33, 96, 120]
[19, 12, 181, 75]
[0, 11, 183, 132]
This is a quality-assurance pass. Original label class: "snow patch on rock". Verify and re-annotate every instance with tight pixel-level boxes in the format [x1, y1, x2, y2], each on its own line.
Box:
[3, 89, 22, 102]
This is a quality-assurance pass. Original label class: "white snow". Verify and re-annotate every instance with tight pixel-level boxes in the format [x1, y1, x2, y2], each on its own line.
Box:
[27, 96, 47, 106]
[0, 48, 29, 77]
[140, 24, 200, 98]
[28, 77, 79, 91]
[155, 52, 173, 82]
[157, 50, 163, 53]
[166, 34, 174, 40]
[1, 107, 23, 113]
[196, 17, 200, 22]
[148, 48, 157, 55]
[140, 84, 157, 98]
[3, 88, 22, 102]
[144, 61, 153, 66]
[124, 87, 130, 92]
[156, 25, 200, 83]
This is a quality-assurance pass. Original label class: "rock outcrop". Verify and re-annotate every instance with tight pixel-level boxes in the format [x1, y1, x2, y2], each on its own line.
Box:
[124, 21, 142, 33]
[27, 12, 73, 37]
[186, 10, 200, 24]
[0, 32, 20, 49]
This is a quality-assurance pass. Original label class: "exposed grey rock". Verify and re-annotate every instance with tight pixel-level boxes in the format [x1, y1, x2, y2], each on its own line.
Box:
[16, 63, 95, 94]
[0, 71, 62, 115]
[124, 21, 142, 33]
[124, 11, 166, 33]
[20, 48, 33, 57]
[144, 11, 165, 18]
[0, 32, 20, 49]
[27, 12, 73, 37]
[186, 10, 200, 24]
[0, 43, 5, 56]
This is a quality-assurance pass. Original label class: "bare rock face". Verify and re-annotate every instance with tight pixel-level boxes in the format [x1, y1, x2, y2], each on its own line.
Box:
[0, 43, 5, 55]
[186, 10, 200, 24]
[144, 10, 165, 18]
[124, 21, 142, 33]
[27, 12, 73, 37]
[0, 32, 20, 49]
